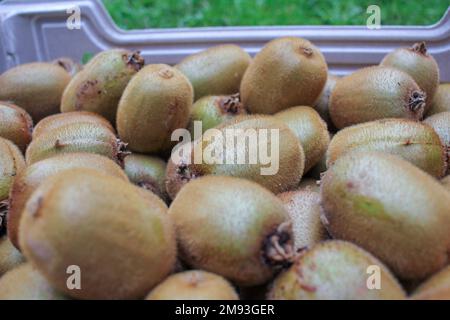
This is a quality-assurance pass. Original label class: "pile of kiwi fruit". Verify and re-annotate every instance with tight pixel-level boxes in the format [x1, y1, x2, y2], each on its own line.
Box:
[0, 37, 449, 300]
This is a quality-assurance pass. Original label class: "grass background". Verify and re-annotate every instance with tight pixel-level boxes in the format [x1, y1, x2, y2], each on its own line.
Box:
[103, 0, 449, 29]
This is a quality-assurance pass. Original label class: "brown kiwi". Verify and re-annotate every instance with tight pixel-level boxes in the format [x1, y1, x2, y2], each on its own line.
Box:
[423, 112, 450, 175]
[0, 138, 25, 202]
[0, 62, 71, 121]
[61, 49, 144, 123]
[117, 64, 193, 155]
[411, 266, 450, 300]
[428, 83, 450, 116]
[0, 102, 33, 152]
[314, 74, 339, 130]
[321, 151, 450, 280]
[274, 106, 330, 172]
[19, 168, 176, 299]
[0, 263, 67, 300]
[381, 42, 439, 112]
[0, 236, 25, 276]
[267, 240, 406, 300]
[165, 115, 305, 199]
[277, 188, 328, 251]
[169, 176, 294, 287]
[52, 57, 82, 77]
[329, 66, 426, 129]
[146, 270, 239, 300]
[33, 111, 114, 139]
[327, 118, 447, 178]
[7, 153, 129, 250]
[240, 37, 327, 114]
[176, 44, 252, 100]
[123, 153, 168, 202]
[25, 122, 123, 165]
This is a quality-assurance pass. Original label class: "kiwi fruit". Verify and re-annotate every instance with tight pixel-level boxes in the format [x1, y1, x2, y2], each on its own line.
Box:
[52, 57, 82, 77]
[0, 102, 33, 152]
[329, 66, 426, 129]
[314, 74, 339, 130]
[25, 122, 123, 165]
[275, 106, 330, 172]
[123, 153, 168, 202]
[277, 189, 328, 251]
[240, 37, 327, 114]
[7, 153, 128, 250]
[146, 270, 239, 300]
[424, 112, 450, 175]
[428, 83, 450, 116]
[381, 42, 439, 112]
[321, 151, 450, 280]
[0, 263, 67, 300]
[176, 44, 251, 100]
[61, 49, 144, 123]
[0, 236, 25, 276]
[411, 266, 450, 300]
[165, 115, 305, 199]
[0, 137, 25, 202]
[326, 118, 447, 178]
[188, 94, 247, 135]
[442, 176, 450, 192]
[117, 64, 193, 155]
[19, 168, 176, 299]
[169, 176, 294, 286]
[0, 62, 71, 121]
[33, 111, 114, 139]
[267, 240, 406, 300]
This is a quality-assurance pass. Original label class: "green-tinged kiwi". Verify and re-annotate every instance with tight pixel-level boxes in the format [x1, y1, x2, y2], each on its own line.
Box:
[0, 263, 67, 300]
[25, 122, 123, 165]
[33, 111, 114, 139]
[314, 74, 339, 130]
[52, 57, 82, 77]
[165, 115, 305, 199]
[424, 112, 450, 175]
[19, 168, 176, 300]
[0, 236, 25, 276]
[240, 37, 327, 114]
[169, 176, 294, 287]
[321, 151, 450, 280]
[61, 49, 144, 123]
[117, 64, 193, 155]
[327, 118, 447, 177]
[274, 106, 330, 172]
[0, 62, 71, 121]
[0, 138, 25, 203]
[428, 83, 450, 116]
[442, 176, 450, 192]
[188, 94, 247, 135]
[0, 102, 33, 152]
[278, 189, 328, 251]
[146, 270, 239, 300]
[267, 240, 406, 300]
[329, 66, 426, 129]
[123, 154, 168, 202]
[8, 153, 128, 250]
[411, 266, 450, 300]
[176, 44, 251, 100]
[381, 42, 439, 112]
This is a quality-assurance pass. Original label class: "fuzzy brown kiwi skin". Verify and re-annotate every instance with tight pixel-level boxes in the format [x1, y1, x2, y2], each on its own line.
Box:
[33, 111, 114, 139]
[19, 168, 176, 300]
[381, 42, 439, 113]
[61, 50, 145, 124]
[428, 84, 450, 116]
[327, 118, 447, 178]
[0, 138, 26, 205]
[7, 153, 129, 250]
[423, 112, 450, 175]
[0, 102, 33, 152]
[411, 266, 450, 300]
[176, 44, 252, 100]
[329, 66, 426, 129]
[169, 176, 295, 287]
[0, 63, 71, 122]
[240, 37, 328, 114]
[117, 64, 193, 155]
[320, 151, 450, 280]
[442, 176, 450, 192]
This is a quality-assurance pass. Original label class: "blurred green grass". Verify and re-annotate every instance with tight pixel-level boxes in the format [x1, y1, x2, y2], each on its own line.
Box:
[103, 0, 449, 29]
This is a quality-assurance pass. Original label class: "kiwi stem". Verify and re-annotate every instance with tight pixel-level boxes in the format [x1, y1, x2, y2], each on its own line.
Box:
[219, 94, 242, 114]
[117, 139, 131, 167]
[263, 221, 295, 268]
[408, 90, 426, 114]
[125, 51, 145, 72]
[0, 200, 8, 236]
[411, 42, 428, 55]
